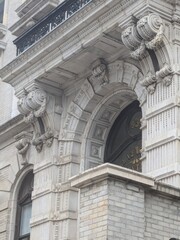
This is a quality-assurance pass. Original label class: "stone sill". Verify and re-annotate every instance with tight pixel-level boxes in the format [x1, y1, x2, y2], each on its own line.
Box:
[10, 0, 59, 36]
[71, 163, 155, 188]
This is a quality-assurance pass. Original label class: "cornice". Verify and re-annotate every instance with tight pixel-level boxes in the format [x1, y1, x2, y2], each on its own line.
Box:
[0, 0, 138, 92]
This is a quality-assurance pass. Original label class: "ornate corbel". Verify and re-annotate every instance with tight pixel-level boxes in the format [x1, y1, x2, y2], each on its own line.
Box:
[32, 128, 54, 152]
[136, 13, 163, 42]
[90, 58, 109, 85]
[122, 13, 164, 58]
[17, 88, 47, 123]
[17, 88, 56, 152]
[15, 132, 33, 165]
[156, 64, 173, 86]
[139, 72, 157, 94]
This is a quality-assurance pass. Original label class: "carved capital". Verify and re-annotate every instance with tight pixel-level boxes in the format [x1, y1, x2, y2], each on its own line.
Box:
[17, 88, 47, 123]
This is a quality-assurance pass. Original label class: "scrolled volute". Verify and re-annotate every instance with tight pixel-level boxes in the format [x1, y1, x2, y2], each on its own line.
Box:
[121, 13, 164, 59]
[122, 25, 142, 50]
[137, 13, 163, 41]
[17, 88, 47, 123]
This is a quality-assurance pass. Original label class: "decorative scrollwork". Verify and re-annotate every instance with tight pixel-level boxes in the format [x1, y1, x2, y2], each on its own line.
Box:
[137, 13, 163, 41]
[122, 13, 164, 59]
[32, 128, 54, 152]
[17, 88, 47, 123]
[121, 25, 142, 50]
[156, 64, 173, 86]
[139, 72, 157, 94]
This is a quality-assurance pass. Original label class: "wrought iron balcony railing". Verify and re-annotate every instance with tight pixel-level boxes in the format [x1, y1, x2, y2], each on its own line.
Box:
[14, 0, 92, 55]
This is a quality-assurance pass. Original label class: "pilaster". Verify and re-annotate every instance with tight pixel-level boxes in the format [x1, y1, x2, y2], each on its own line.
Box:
[121, 4, 180, 187]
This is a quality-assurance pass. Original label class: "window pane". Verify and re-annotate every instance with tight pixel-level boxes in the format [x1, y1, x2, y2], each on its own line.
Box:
[20, 203, 32, 236]
[0, 0, 4, 23]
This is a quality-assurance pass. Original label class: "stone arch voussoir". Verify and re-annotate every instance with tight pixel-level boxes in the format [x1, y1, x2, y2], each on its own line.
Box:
[60, 61, 145, 171]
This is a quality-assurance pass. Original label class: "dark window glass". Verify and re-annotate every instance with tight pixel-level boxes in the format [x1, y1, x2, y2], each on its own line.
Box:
[0, 0, 4, 23]
[104, 100, 142, 172]
[14, 171, 34, 240]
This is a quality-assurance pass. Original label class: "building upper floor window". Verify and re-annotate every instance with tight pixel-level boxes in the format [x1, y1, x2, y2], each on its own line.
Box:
[14, 171, 34, 240]
[0, 0, 4, 23]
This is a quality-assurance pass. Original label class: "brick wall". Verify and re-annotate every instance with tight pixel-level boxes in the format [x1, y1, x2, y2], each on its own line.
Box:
[72, 164, 180, 240]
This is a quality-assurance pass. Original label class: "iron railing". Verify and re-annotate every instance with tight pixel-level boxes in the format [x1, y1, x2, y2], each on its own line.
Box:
[14, 0, 92, 55]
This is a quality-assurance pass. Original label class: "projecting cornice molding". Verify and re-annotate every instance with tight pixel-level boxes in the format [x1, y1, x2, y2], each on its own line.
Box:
[0, 0, 138, 89]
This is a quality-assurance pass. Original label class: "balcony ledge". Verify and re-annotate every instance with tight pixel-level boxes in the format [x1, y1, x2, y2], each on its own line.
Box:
[0, 0, 142, 96]
[9, 0, 59, 36]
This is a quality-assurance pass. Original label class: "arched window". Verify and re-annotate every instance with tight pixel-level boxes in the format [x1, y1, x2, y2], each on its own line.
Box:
[14, 171, 34, 240]
[104, 100, 142, 172]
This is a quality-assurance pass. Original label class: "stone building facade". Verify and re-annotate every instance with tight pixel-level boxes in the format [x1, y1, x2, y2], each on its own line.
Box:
[0, 0, 180, 239]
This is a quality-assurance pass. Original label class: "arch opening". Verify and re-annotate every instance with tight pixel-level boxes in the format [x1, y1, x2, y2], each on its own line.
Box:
[104, 100, 142, 172]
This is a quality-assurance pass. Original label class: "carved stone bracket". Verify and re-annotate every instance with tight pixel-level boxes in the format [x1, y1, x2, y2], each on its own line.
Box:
[122, 13, 164, 59]
[32, 128, 54, 152]
[17, 88, 47, 123]
[139, 72, 157, 94]
[15, 131, 33, 165]
[139, 65, 173, 94]
[89, 58, 109, 86]
[156, 64, 173, 86]
[17, 88, 56, 152]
